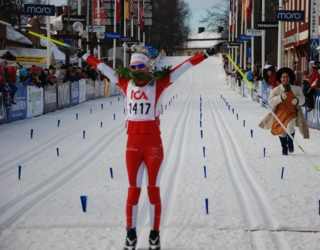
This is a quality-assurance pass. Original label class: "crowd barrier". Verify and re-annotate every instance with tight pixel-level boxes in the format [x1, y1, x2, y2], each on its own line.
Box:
[227, 76, 320, 130]
[0, 78, 117, 124]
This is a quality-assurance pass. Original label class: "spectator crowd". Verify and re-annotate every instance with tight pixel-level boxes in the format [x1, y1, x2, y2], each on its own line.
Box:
[223, 57, 320, 112]
[0, 59, 106, 109]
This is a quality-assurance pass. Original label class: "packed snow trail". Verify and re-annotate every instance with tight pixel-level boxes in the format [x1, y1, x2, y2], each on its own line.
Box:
[0, 56, 320, 250]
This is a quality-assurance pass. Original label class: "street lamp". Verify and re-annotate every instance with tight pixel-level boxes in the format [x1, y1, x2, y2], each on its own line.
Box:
[72, 21, 84, 66]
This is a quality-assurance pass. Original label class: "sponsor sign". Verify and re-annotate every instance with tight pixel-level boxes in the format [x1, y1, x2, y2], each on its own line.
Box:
[246, 29, 263, 36]
[105, 32, 122, 39]
[257, 22, 278, 29]
[43, 84, 57, 114]
[282, 34, 297, 45]
[227, 42, 241, 47]
[62, 15, 86, 23]
[70, 81, 80, 106]
[7, 86, 27, 122]
[27, 86, 43, 118]
[0, 92, 7, 124]
[310, 0, 319, 38]
[86, 79, 95, 100]
[119, 37, 135, 43]
[310, 39, 320, 61]
[25, 4, 55, 16]
[79, 79, 86, 103]
[57, 82, 71, 109]
[306, 90, 320, 129]
[148, 49, 159, 56]
[86, 26, 106, 33]
[275, 10, 305, 22]
[239, 35, 255, 41]
[13, 56, 46, 64]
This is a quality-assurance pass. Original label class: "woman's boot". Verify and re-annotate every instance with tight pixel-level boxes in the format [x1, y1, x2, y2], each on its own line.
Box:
[287, 133, 295, 153]
[279, 136, 288, 155]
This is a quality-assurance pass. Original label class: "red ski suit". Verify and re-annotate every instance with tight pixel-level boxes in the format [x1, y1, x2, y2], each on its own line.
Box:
[83, 52, 207, 231]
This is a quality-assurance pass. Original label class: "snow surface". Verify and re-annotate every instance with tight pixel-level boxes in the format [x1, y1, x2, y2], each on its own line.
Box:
[0, 56, 320, 250]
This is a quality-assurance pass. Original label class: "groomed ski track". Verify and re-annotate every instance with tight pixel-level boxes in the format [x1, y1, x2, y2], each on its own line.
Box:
[0, 56, 320, 250]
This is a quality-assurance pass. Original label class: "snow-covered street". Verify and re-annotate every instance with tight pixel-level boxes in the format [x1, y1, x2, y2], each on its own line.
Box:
[0, 56, 320, 250]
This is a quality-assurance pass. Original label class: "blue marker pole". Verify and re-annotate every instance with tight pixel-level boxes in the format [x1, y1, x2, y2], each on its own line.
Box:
[263, 147, 266, 157]
[169, 101, 171, 106]
[243, 120, 246, 127]
[110, 167, 113, 179]
[118, 97, 120, 102]
[200, 130, 203, 139]
[18, 165, 21, 180]
[236, 114, 239, 120]
[80, 196, 87, 213]
[30, 129, 33, 139]
[204, 166, 207, 179]
[250, 129, 253, 138]
[228, 105, 230, 110]
[101, 103, 104, 110]
[165, 105, 167, 110]
[76, 113, 78, 120]
[232, 108, 234, 114]
[281, 167, 284, 179]
[57, 119, 60, 127]
[226, 102, 228, 106]
[114, 114, 116, 120]
[203, 147, 206, 157]
[200, 113, 202, 120]
[83, 130, 85, 139]
[200, 121, 202, 128]
[56, 148, 59, 157]
[90, 108, 92, 114]
[205, 198, 209, 214]
[124, 109, 126, 114]
[319, 200, 320, 215]
[100, 122, 103, 128]
[110, 101, 112, 105]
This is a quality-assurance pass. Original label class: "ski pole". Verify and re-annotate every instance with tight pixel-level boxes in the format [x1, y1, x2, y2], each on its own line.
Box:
[226, 54, 319, 171]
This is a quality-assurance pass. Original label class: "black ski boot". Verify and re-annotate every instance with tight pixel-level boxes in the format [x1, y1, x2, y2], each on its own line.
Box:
[149, 230, 161, 250]
[279, 136, 288, 155]
[287, 133, 295, 153]
[124, 230, 137, 250]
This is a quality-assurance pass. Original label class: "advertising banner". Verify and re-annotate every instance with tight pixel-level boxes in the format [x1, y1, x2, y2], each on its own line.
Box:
[0, 93, 7, 124]
[95, 80, 100, 98]
[7, 85, 27, 122]
[57, 82, 71, 109]
[43, 84, 57, 114]
[100, 79, 105, 97]
[70, 81, 80, 106]
[306, 90, 320, 129]
[27, 86, 43, 118]
[79, 79, 86, 103]
[86, 79, 95, 100]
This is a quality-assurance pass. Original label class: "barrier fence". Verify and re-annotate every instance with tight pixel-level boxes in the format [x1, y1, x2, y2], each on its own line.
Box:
[227, 76, 320, 130]
[0, 78, 120, 124]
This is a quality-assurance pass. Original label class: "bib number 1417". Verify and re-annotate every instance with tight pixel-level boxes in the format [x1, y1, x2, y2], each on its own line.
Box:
[129, 103, 151, 115]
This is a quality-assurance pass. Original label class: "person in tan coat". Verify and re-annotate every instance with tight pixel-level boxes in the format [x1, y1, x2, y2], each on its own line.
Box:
[259, 67, 309, 155]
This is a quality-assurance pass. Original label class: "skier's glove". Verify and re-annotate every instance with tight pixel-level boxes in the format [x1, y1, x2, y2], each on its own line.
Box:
[291, 97, 299, 105]
[281, 93, 287, 100]
[77, 49, 87, 58]
[204, 47, 216, 58]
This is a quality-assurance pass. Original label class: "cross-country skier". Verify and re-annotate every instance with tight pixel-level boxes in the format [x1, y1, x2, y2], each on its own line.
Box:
[78, 44, 220, 250]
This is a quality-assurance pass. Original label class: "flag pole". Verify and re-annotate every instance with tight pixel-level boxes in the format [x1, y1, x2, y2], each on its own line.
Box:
[97, 0, 101, 59]
[124, 0, 127, 67]
[244, 1, 247, 69]
[143, 0, 145, 44]
[240, 2, 243, 69]
[113, 0, 117, 68]
[251, 0, 254, 69]
[261, 0, 265, 68]
[138, 0, 140, 42]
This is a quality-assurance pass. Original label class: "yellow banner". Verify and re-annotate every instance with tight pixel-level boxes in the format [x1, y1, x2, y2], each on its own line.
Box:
[9, 56, 46, 64]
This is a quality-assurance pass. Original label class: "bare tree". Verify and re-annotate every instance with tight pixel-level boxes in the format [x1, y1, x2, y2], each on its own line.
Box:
[148, 0, 191, 54]
[199, 1, 229, 38]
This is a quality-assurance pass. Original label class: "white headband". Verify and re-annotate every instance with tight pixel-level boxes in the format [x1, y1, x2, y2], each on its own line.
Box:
[130, 53, 150, 68]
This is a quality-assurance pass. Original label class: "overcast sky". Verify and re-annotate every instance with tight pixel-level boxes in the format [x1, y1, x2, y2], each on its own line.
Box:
[52, 0, 216, 35]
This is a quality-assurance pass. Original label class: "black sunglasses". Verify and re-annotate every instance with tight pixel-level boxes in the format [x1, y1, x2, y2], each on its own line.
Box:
[130, 63, 146, 69]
